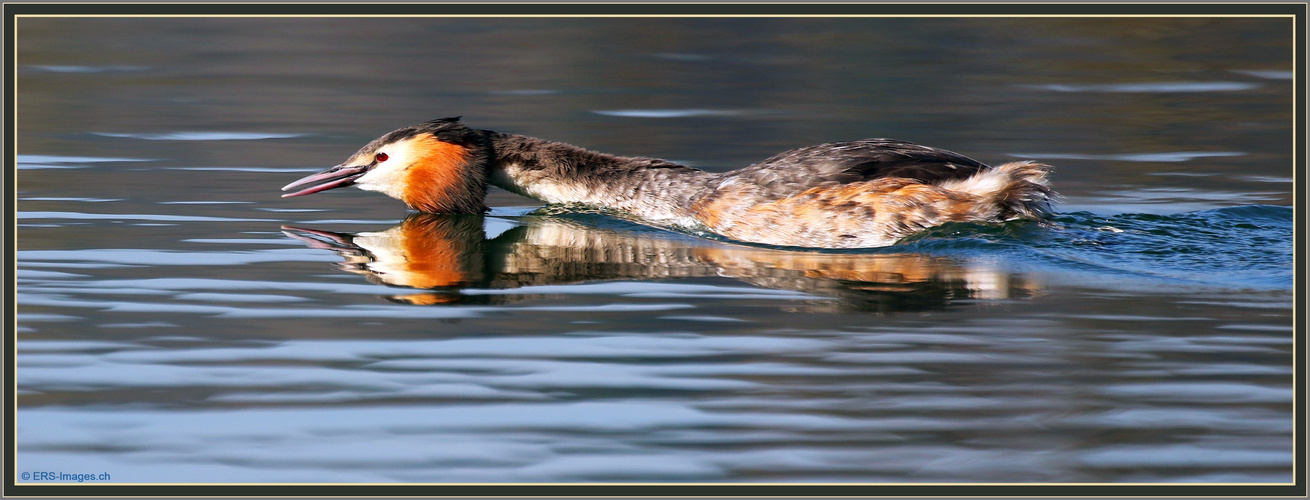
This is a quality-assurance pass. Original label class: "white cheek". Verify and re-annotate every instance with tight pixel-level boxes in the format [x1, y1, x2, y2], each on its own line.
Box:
[354, 156, 411, 198]
[355, 167, 397, 194]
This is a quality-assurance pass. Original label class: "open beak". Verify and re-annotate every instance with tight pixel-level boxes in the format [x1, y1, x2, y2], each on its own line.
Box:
[281, 164, 369, 198]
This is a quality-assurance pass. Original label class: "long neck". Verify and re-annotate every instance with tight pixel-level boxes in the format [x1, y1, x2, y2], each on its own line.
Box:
[485, 132, 721, 225]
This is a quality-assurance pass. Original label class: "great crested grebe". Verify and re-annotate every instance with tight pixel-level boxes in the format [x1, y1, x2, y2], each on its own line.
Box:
[281, 117, 1055, 249]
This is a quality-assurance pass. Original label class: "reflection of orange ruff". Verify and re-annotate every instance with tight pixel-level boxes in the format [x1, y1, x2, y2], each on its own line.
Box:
[395, 217, 472, 289]
[366, 215, 480, 289]
[390, 293, 461, 305]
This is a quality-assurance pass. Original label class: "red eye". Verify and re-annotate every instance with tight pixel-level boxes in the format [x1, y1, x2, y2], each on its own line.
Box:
[375, 152, 389, 163]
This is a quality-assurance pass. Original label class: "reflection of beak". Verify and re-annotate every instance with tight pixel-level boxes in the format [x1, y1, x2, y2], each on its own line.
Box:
[280, 225, 358, 253]
[280, 164, 369, 197]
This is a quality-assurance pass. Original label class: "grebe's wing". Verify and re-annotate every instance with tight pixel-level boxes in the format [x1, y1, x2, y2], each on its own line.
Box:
[726, 139, 990, 199]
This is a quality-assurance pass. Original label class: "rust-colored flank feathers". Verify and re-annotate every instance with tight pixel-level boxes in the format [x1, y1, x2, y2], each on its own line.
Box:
[698, 177, 993, 249]
[281, 118, 1056, 249]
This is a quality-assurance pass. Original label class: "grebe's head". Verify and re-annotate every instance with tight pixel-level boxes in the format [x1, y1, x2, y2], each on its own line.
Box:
[281, 117, 491, 213]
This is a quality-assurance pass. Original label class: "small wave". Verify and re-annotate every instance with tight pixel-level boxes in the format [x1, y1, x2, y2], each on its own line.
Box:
[488, 89, 558, 96]
[1239, 175, 1294, 184]
[18, 248, 341, 267]
[15, 313, 81, 322]
[28, 65, 145, 73]
[1011, 151, 1245, 162]
[892, 205, 1291, 290]
[92, 132, 304, 141]
[18, 154, 152, 164]
[174, 293, 308, 303]
[1027, 81, 1261, 93]
[660, 315, 749, 323]
[257, 208, 330, 213]
[173, 167, 316, 173]
[99, 322, 179, 328]
[1100, 187, 1283, 202]
[592, 109, 742, 118]
[18, 211, 276, 223]
[21, 197, 123, 203]
[158, 201, 254, 205]
[651, 53, 715, 62]
[1194, 204, 1294, 223]
[17, 154, 153, 170]
[1035, 205, 1293, 289]
[292, 219, 410, 225]
[183, 238, 307, 245]
[16, 164, 89, 170]
[1231, 69, 1294, 80]
[22, 277, 405, 296]
[16, 270, 88, 280]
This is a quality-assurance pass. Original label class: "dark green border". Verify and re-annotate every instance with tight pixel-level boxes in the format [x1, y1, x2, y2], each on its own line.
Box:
[5, 2, 1306, 498]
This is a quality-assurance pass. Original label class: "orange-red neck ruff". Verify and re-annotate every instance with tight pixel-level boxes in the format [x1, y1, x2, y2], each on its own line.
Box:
[401, 136, 475, 213]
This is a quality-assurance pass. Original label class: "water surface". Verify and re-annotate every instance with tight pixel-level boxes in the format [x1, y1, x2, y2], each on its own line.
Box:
[14, 15, 1297, 484]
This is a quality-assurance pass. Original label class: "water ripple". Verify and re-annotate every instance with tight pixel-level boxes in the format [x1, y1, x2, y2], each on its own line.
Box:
[1011, 151, 1245, 162]
[1027, 81, 1261, 93]
[18, 248, 340, 266]
[1230, 69, 1294, 80]
[17, 154, 153, 170]
[18, 211, 276, 223]
[92, 132, 305, 141]
[592, 109, 744, 118]
[28, 65, 145, 73]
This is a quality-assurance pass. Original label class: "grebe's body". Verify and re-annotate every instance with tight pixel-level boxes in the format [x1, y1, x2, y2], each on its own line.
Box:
[283, 118, 1054, 249]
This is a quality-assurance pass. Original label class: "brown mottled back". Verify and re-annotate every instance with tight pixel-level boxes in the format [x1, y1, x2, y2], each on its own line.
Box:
[694, 161, 1052, 248]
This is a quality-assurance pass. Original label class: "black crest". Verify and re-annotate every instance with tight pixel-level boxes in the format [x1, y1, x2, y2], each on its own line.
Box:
[416, 116, 483, 147]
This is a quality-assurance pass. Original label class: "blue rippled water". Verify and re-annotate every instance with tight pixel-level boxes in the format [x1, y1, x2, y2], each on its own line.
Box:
[15, 200, 1296, 483]
[898, 205, 1295, 289]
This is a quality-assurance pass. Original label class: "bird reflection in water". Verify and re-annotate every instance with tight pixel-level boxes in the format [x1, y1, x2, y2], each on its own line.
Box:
[282, 213, 1043, 312]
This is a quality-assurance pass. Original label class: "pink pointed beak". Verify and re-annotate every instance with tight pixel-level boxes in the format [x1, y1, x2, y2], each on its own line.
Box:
[281, 164, 370, 198]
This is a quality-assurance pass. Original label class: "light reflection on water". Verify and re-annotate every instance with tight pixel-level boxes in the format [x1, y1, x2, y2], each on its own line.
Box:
[14, 14, 1295, 485]
[16, 313, 1293, 483]
[16, 208, 1294, 483]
